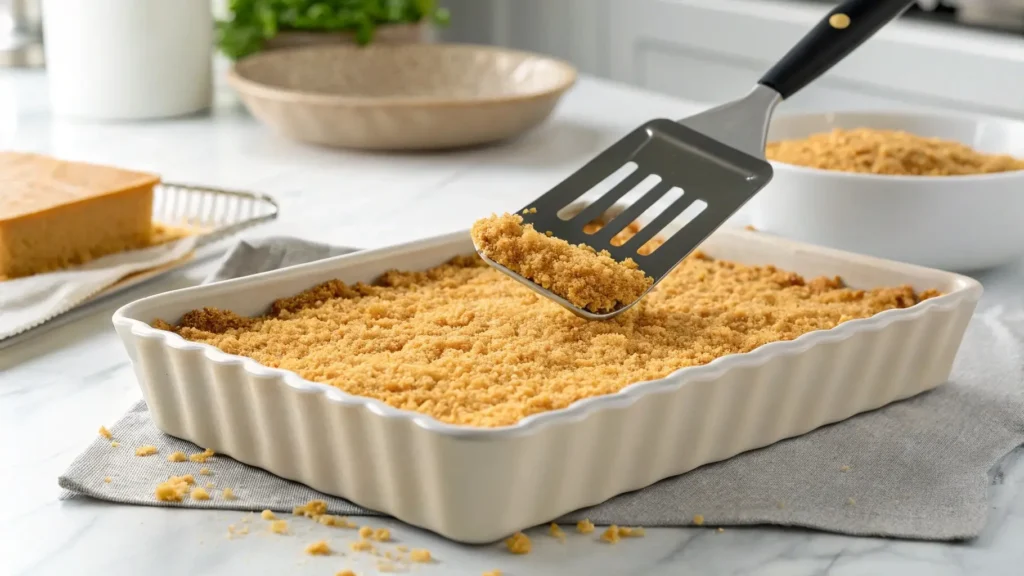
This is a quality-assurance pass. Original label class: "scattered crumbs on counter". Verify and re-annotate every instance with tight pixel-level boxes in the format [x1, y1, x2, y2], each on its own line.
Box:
[190, 487, 211, 501]
[847, 498, 856, 506]
[135, 445, 158, 457]
[205, 482, 214, 489]
[549, 523, 566, 542]
[110, 441, 120, 447]
[199, 467, 211, 475]
[269, 520, 289, 534]
[103, 476, 111, 483]
[336, 570, 357, 576]
[222, 487, 237, 500]
[576, 519, 595, 534]
[409, 549, 432, 563]
[358, 526, 374, 539]
[294, 499, 328, 518]
[717, 527, 725, 533]
[350, 540, 374, 553]
[154, 474, 194, 502]
[482, 571, 502, 576]
[617, 526, 645, 538]
[776, 500, 786, 509]
[744, 224, 757, 231]
[304, 540, 332, 555]
[190, 448, 215, 463]
[505, 532, 531, 555]
[600, 525, 621, 544]
[840, 465, 851, 472]
[262, 509, 277, 520]
[692, 514, 705, 526]
[98, 425, 112, 439]
[167, 450, 187, 462]
[396, 545, 409, 553]
[373, 528, 391, 542]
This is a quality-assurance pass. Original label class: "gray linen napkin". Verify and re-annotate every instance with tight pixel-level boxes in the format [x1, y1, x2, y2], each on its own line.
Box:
[60, 237, 1024, 541]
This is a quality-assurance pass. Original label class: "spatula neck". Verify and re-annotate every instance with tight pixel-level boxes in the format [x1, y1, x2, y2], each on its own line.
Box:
[677, 84, 781, 160]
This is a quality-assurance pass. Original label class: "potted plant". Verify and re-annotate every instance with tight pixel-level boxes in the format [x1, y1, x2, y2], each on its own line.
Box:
[216, 0, 451, 60]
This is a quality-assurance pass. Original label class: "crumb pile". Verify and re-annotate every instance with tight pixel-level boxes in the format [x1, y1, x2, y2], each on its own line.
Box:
[470, 212, 653, 313]
[766, 127, 1024, 176]
[156, 228, 938, 427]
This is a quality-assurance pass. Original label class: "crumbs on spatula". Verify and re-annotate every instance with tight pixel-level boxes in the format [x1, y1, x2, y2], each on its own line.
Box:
[471, 212, 653, 314]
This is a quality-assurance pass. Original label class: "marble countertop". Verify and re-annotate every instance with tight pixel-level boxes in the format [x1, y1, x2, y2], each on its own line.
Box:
[2, 68, 1022, 576]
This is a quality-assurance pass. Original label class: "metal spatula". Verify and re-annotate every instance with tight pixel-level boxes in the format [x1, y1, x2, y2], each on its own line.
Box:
[476, 0, 915, 320]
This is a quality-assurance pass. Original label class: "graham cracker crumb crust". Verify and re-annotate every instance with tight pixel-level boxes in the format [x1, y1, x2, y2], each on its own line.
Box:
[471, 213, 653, 313]
[155, 221, 939, 428]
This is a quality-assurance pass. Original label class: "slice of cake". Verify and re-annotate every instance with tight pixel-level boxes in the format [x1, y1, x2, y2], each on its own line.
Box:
[0, 152, 160, 279]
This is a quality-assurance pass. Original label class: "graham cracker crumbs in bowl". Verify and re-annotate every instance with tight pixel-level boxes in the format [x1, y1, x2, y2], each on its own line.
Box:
[167, 451, 187, 462]
[505, 532, 531, 555]
[154, 475, 194, 502]
[471, 213, 653, 314]
[304, 540, 332, 555]
[600, 525, 621, 544]
[269, 520, 289, 534]
[765, 128, 1024, 176]
[261, 509, 277, 520]
[98, 425, 112, 439]
[189, 448, 215, 463]
[409, 549, 432, 562]
[135, 445, 158, 457]
[157, 234, 937, 428]
[576, 519, 595, 534]
[190, 487, 211, 501]
[222, 487, 236, 500]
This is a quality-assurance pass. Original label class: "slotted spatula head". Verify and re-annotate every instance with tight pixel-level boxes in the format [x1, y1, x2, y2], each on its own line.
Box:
[486, 116, 773, 320]
[476, 0, 916, 319]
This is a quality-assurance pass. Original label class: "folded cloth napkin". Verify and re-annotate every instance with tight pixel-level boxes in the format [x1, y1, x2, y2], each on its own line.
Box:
[60, 237, 1024, 541]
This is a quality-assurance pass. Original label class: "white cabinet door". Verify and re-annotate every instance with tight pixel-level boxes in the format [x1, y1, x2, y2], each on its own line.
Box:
[607, 0, 1024, 118]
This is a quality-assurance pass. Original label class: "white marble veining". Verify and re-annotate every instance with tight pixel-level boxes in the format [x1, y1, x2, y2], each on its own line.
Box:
[1, 66, 1023, 576]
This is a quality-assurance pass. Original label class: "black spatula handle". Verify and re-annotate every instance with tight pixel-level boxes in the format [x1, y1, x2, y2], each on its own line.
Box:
[759, 0, 915, 99]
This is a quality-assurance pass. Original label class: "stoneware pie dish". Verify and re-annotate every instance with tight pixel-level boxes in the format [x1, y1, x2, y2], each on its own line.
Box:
[227, 43, 578, 150]
[112, 205, 981, 543]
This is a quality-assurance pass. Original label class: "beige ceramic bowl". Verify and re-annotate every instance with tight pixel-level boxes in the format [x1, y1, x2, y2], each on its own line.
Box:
[227, 43, 578, 150]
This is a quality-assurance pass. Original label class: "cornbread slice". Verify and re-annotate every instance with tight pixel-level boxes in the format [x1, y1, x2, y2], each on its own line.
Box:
[0, 152, 160, 279]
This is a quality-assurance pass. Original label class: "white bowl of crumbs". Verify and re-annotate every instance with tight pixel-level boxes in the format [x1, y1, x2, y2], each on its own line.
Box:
[751, 111, 1024, 272]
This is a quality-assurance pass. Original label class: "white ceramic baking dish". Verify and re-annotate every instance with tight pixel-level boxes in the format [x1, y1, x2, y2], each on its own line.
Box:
[112, 225, 982, 544]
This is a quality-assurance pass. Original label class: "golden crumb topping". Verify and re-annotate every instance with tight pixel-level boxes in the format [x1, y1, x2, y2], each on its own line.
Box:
[135, 445, 158, 457]
[766, 128, 1024, 176]
[167, 451, 187, 462]
[304, 540, 332, 555]
[269, 520, 289, 534]
[98, 426, 112, 439]
[471, 213, 652, 313]
[158, 229, 937, 428]
[505, 532, 531, 555]
[409, 549, 432, 563]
